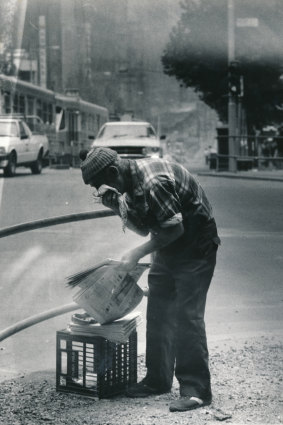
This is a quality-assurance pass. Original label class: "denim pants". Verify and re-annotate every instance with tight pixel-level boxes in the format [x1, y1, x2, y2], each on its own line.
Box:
[145, 236, 218, 399]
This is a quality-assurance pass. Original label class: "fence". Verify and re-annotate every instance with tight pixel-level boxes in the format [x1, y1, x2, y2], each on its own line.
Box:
[211, 134, 283, 171]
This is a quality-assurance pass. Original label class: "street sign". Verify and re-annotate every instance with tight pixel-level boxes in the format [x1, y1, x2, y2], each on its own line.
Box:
[236, 18, 259, 27]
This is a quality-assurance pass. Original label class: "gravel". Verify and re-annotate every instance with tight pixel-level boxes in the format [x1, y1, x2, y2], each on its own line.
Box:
[0, 335, 282, 425]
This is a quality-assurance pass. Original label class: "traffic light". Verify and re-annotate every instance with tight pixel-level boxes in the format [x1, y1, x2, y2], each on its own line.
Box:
[228, 61, 242, 97]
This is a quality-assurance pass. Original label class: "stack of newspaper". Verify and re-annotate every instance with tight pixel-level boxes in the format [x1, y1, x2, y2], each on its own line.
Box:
[67, 311, 142, 343]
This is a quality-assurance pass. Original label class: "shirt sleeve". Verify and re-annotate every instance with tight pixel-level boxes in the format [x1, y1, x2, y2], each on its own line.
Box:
[147, 177, 183, 228]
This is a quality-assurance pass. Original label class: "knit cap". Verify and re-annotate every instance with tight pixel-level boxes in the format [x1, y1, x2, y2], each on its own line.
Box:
[80, 147, 118, 184]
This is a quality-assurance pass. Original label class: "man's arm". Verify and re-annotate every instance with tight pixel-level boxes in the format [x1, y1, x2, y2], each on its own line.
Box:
[120, 223, 184, 271]
[101, 189, 184, 270]
[102, 190, 149, 236]
[124, 211, 150, 236]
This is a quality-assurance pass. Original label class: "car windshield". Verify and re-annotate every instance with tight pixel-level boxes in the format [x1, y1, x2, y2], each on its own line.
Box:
[0, 122, 18, 137]
[97, 124, 156, 139]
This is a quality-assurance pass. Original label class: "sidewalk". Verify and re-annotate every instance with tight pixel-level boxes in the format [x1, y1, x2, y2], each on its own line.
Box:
[170, 154, 283, 181]
[197, 167, 283, 182]
[0, 334, 282, 425]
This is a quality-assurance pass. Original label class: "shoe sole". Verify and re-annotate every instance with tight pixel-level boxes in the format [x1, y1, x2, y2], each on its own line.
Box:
[169, 399, 212, 412]
[126, 390, 171, 398]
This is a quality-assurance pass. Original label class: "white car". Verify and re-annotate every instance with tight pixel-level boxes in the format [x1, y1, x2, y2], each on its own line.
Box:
[0, 115, 49, 177]
[92, 121, 163, 158]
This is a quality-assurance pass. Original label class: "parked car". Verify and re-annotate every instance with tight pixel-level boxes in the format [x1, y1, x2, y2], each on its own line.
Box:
[0, 115, 49, 176]
[92, 121, 163, 159]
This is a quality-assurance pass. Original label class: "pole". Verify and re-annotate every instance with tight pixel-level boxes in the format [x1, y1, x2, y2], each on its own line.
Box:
[38, 16, 47, 88]
[228, 0, 237, 172]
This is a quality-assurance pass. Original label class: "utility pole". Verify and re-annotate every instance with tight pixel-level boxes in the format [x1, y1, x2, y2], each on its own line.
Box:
[38, 16, 47, 88]
[228, 0, 237, 172]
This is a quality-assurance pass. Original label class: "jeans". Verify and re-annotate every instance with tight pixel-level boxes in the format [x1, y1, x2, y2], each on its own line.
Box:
[145, 236, 218, 399]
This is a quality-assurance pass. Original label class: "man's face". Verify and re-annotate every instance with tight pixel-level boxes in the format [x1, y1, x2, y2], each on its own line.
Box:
[89, 165, 124, 194]
[89, 169, 108, 190]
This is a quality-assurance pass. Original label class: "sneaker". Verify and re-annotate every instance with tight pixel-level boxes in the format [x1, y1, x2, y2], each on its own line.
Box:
[126, 379, 171, 398]
[169, 396, 212, 412]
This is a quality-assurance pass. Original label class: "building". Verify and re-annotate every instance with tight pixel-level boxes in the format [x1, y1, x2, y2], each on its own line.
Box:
[0, 0, 218, 161]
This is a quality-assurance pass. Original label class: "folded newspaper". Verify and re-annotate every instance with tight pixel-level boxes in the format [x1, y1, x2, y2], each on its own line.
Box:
[70, 259, 149, 324]
[67, 311, 142, 343]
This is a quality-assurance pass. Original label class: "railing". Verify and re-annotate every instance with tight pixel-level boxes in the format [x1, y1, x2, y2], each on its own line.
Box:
[209, 154, 283, 172]
[211, 134, 283, 172]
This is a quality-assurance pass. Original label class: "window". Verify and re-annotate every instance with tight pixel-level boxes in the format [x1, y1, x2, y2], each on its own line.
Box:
[43, 102, 48, 123]
[96, 114, 100, 131]
[19, 95, 25, 114]
[48, 104, 53, 124]
[97, 124, 155, 139]
[81, 113, 86, 130]
[13, 94, 19, 112]
[0, 121, 18, 137]
[3, 92, 11, 113]
[27, 96, 34, 115]
[88, 114, 94, 131]
[36, 99, 42, 118]
[147, 126, 156, 137]
[19, 121, 28, 139]
[26, 116, 44, 134]
[56, 106, 66, 131]
[22, 121, 31, 136]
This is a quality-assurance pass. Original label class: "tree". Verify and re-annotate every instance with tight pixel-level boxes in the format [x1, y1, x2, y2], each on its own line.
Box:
[162, 0, 283, 131]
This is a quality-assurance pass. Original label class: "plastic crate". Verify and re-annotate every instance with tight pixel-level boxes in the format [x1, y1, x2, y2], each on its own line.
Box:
[56, 330, 137, 399]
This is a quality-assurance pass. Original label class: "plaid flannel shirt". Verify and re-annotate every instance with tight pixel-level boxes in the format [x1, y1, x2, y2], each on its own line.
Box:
[127, 158, 214, 233]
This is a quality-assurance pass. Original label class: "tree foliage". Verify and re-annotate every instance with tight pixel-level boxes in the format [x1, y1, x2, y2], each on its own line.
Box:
[162, 0, 283, 130]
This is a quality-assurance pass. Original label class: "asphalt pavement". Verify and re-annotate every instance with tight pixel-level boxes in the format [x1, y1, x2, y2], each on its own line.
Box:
[0, 165, 282, 424]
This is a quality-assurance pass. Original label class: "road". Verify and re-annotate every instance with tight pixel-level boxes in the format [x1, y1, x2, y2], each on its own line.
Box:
[0, 167, 282, 379]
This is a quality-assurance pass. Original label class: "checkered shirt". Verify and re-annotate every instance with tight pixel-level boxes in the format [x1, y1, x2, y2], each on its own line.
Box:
[127, 158, 214, 230]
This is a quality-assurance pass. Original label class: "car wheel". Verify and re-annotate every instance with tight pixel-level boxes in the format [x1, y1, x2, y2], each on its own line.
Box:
[3, 151, 17, 177]
[30, 152, 43, 174]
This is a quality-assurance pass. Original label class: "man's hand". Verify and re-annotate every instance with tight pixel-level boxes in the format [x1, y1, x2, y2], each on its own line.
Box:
[101, 190, 120, 214]
[119, 249, 140, 272]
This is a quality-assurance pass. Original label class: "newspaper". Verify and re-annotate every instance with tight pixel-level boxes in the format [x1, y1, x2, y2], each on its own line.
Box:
[67, 312, 142, 343]
[73, 259, 149, 324]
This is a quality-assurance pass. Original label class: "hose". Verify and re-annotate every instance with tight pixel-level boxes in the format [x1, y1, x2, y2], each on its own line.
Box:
[0, 210, 148, 342]
[0, 209, 115, 239]
[0, 302, 79, 342]
[0, 288, 149, 342]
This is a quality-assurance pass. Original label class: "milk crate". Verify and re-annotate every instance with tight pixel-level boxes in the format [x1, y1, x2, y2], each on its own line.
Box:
[56, 330, 137, 399]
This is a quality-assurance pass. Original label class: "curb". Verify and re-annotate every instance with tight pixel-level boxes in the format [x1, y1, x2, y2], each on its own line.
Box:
[197, 172, 283, 182]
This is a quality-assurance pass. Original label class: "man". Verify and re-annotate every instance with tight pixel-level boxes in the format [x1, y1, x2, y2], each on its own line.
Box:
[80, 147, 220, 412]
